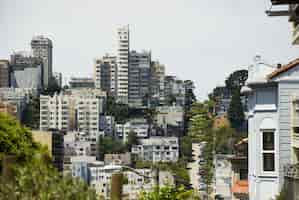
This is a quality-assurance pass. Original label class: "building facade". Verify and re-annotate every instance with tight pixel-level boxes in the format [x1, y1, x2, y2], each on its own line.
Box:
[69, 77, 94, 89]
[128, 50, 151, 108]
[0, 88, 34, 121]
[149, 61, 165, 106]
[116, 25, 130, 104]
[164, 76, 185, 106]
[156, 105, 184, 136]
[131, 137, 179, 162]
[31, 35, 53, 88]
[0, 60, 10, 88]
[10, 51, 43, 89]
[94, 54, 117, 96]
[40, 89, 105, 133]
[243, 56, 299, 199]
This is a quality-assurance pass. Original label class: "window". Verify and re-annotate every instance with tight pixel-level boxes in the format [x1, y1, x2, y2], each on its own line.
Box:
[262, 131, 275, 171]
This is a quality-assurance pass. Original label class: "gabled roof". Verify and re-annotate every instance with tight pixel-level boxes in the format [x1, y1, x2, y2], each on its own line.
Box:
[267, 58, 299, 80]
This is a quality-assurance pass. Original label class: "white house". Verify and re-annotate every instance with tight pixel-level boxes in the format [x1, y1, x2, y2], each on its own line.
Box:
[243, 56, 299, 200]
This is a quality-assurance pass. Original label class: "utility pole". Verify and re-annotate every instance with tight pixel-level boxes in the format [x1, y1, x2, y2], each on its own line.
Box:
[110, 172, 123, 200]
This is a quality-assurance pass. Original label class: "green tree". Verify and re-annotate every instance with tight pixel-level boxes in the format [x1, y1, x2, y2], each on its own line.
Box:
[139, 185, 199, 200]
[0, 112, 97, 199]
[184, 81, 197, 135]
[179, 136, 192, 161]
[189, 102, 213, 140]
[187, 101, 215, 194]
[214, 126, 236, 154]
[228, 90, 245, 130]
[0, 113, 40, 163]
[22, 95, 40, 129]
[225, 69, 248, 91]
[144, 108, 157, 126]
[97, 136, 127, 160]
[126, 131, 139, 151]
[106, 96, 129, 123]
[0, 158, 97, 200]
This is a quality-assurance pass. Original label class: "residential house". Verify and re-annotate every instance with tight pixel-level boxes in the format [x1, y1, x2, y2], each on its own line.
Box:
[242, 56, 299, 199]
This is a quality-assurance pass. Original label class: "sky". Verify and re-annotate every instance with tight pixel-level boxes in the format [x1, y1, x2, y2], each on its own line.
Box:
[0, 0, 298, 100]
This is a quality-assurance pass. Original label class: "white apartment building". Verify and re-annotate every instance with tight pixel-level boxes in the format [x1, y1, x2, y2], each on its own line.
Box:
[115, 118, 149, 143]
[115, 123, 131, 142]
[116, 25, 130, 104]
[132, 137, 179, 162]
[94, 54, 117, 96]
[40, 89, 106, 132]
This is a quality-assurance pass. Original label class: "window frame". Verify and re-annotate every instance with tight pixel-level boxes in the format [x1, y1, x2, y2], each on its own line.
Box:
[260, 129, 276, 174]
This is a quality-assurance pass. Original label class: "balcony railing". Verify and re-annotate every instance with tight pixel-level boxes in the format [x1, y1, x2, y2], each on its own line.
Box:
[284, 163, 299, 179]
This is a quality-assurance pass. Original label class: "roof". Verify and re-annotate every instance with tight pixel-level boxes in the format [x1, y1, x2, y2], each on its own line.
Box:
[231, 180, 248, 194]
[267, 58, 299, 79]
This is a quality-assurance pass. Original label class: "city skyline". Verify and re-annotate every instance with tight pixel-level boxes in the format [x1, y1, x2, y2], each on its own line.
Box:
[1, 0, 299, 100]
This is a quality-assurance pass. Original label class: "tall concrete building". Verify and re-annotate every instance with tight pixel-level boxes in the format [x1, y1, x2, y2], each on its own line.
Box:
[31, 35, 53, 88]
[0, 60, 10, 88]
[94, 54, 117, 96]
[116, 25, 130, 104]
[128, 50, 151, 107]
[10, 51, 43, 89]
[150, 61, 165, 106]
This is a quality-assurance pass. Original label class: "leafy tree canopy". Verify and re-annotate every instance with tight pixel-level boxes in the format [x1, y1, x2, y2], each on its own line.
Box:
[106, 96, 129, 123]
[228, 90, 245, 130]
[0, 113, 40, 162]
[97, 136, 127, 160]
[139, 185, 200, 200]
[0, 158, 97, 200]
[22, 95, 40, 129]
[225, 69, 248, 91]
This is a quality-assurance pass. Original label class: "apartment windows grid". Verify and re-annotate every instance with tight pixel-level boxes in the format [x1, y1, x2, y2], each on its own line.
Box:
[262, 131, 275, 172]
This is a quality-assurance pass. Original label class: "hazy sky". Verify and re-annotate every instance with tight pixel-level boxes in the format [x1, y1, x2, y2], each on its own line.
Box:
[0, 0, 298, 100]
